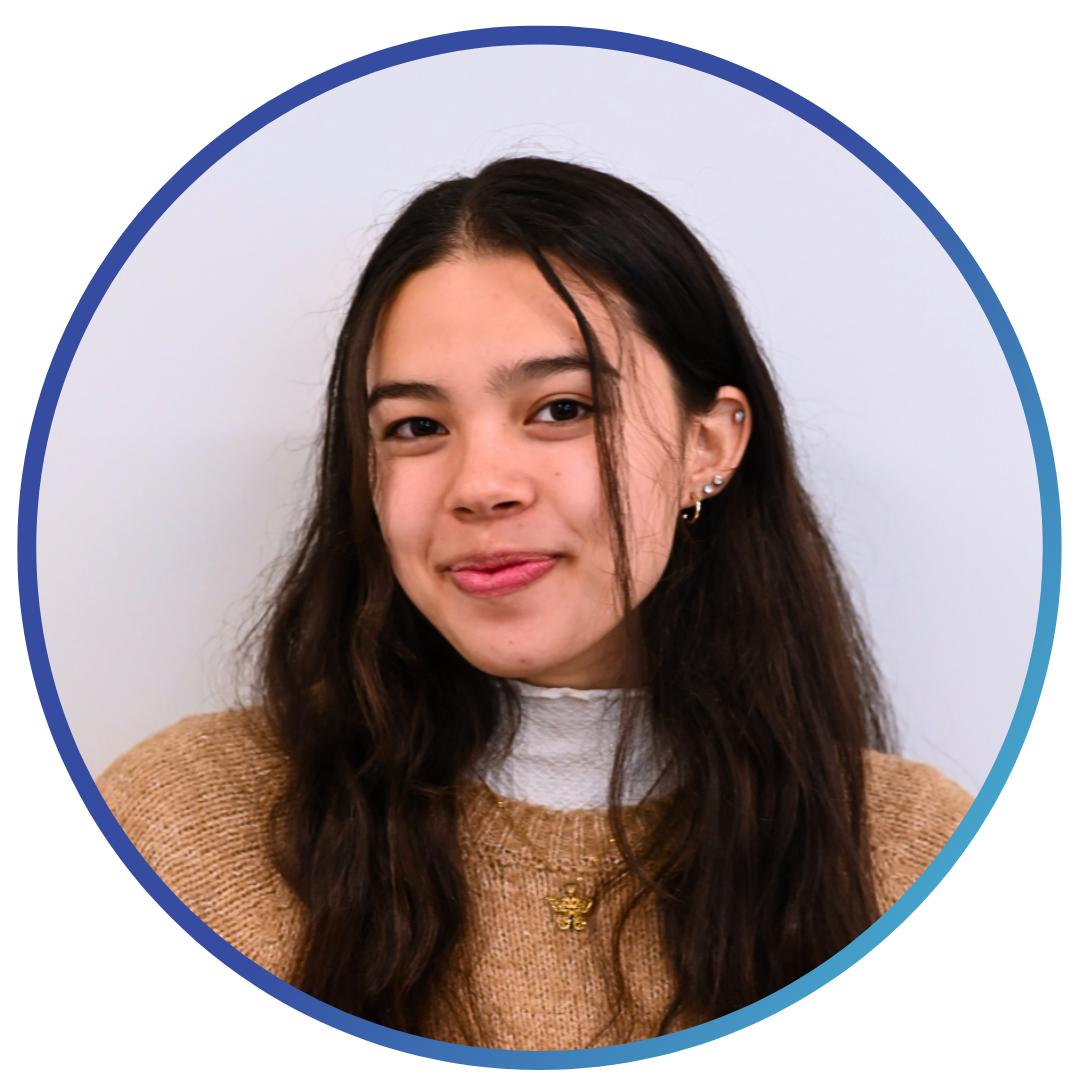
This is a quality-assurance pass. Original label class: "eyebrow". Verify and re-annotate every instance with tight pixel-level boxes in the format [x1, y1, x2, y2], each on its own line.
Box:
[367, 354, 608, 410]
[486, 354, 594, 394]
[366, 380, 449, 410]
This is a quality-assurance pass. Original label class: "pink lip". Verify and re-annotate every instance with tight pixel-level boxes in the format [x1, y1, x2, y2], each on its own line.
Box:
[447, 553, 559, 598]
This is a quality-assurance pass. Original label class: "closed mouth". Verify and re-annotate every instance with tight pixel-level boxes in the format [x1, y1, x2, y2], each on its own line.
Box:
[446, 553, 560, 598]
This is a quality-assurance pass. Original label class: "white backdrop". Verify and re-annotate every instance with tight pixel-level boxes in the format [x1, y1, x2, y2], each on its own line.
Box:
[37, 44, 1040, 789]
[6, 4, 1076, 1076]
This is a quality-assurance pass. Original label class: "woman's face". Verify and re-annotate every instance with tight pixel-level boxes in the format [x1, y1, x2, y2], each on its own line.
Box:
[367, 252, 745, 688]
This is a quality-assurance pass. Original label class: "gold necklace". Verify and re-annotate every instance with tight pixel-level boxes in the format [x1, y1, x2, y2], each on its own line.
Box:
[483, 786, 619, 932]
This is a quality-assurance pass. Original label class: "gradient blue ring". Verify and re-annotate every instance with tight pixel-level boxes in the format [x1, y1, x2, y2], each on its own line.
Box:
[17, 25, 1061, 1069]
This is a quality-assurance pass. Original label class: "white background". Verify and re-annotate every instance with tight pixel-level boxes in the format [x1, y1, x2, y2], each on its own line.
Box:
[3, 2, 1076, 1077]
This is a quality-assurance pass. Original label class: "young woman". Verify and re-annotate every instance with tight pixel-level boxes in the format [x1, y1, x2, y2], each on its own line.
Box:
[99, 156, 973, 1051]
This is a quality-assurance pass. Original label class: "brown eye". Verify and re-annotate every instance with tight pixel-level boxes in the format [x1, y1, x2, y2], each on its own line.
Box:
[388, 417, 447, 439]
[532, 399, 592, 423]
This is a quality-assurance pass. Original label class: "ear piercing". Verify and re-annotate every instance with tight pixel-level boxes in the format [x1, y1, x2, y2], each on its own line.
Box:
[735, 410, 745, 422]
[685, 474, 727, 522]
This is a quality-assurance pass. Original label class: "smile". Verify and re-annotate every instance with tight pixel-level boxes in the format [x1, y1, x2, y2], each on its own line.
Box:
[447, 553, 559, 598]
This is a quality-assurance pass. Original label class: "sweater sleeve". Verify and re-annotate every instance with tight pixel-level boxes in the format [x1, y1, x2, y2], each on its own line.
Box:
[96, 710, 302, 980]
[864, 750, 974, 912]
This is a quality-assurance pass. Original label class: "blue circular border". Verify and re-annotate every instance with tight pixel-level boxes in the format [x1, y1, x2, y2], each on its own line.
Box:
[17, 25, 1060, 1069]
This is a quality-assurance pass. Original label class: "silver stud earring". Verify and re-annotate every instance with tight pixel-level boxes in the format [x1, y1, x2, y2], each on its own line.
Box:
[703, 483, 714, 495]
[734, 410, 745, 422]
[712, 475, 724, 487]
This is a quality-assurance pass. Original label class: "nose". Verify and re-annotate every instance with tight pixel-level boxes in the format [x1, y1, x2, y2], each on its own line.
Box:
[446, 426, 535, 520]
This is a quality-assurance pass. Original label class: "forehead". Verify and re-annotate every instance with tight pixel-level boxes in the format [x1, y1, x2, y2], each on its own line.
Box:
[369, 253, 595, 385]
[371, 253, 587, 387]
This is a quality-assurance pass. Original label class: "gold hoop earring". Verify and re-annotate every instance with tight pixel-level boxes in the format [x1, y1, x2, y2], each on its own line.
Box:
[681, 500, 702, 524]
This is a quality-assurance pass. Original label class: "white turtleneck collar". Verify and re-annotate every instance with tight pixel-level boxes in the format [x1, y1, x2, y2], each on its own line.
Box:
[473, 679, 666, 811]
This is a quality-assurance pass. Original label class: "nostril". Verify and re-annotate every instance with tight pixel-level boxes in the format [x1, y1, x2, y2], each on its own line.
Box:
[453, 499, 521, 516]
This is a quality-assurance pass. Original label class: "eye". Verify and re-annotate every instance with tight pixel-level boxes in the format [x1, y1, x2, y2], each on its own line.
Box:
[531, 399, 593, 424]
[386, 416, 448, 439]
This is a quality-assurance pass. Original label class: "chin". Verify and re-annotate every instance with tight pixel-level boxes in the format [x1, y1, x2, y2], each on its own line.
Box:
[449, 633, 571, 684]
[462, 651, 558, 683]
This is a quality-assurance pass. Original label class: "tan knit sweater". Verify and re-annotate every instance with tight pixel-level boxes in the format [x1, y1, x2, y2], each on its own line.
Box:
[97, 710, 973, 1050]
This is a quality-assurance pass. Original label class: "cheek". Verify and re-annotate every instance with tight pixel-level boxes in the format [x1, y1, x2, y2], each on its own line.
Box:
[621, 441, 683, 597]
[550, 449, 606, 528]
[375, 463, 438, 581]
[627, 489, 679, 598]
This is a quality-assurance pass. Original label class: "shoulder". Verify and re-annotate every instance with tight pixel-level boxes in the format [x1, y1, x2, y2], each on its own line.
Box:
[863, 750, 974, 912]
[97, 709, 286, 849]
[96, 710, 301, 976]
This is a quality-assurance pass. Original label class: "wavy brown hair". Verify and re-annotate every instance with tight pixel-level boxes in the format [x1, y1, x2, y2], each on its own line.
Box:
[258, 156, 892, 1039]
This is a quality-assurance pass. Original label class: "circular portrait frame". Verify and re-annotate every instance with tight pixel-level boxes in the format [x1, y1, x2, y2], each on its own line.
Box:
[17, 25, 1060, 1069]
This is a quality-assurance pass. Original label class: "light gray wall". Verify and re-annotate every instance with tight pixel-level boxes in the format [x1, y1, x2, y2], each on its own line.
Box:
[37, 45, 1041, 789]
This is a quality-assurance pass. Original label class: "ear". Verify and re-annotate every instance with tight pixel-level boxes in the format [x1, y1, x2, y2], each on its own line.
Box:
[683, 386, 752, 505]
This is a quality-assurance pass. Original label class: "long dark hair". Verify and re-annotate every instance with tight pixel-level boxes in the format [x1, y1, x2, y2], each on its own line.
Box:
[258, 156, 892, 1038]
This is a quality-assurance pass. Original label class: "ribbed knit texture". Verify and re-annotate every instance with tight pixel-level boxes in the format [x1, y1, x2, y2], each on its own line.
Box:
[97, 710, 973, 1050]
[473, 680, 664, 810]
